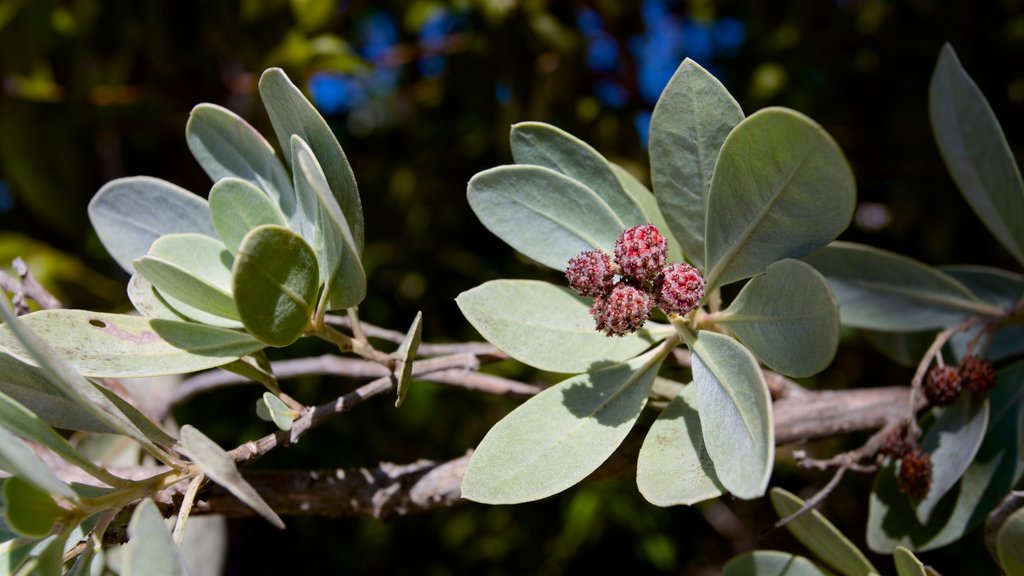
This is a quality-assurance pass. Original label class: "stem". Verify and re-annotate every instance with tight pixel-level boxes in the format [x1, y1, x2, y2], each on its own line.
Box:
[78, 469, 185, 514]
[317, 324, 393, 365]
[173, 474, 204, 546]
[347, 308, 368, 343]
[907, 321, 971, 428]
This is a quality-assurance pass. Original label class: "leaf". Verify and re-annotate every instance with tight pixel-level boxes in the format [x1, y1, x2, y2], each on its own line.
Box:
[867, 360, 1024, 553]
[650, 58, 744, 268]
[291, 135, 366, 312]
[87, 176, 217, 274]
[723, 551, 831, 576]
[510, 122, 646, 226]
[185, 102, 293, 209]
[393, 311, 422, 408]
[133, 233, 239, 322]
[893, 547, 927, 576]
[209, 178, 287, 255]
[719, 259, 839, 378]
[456, 280, 659, 373]
[0, 429, 74, 500]
[0, 353, 113, 434]
[930, 43, 1024, 267]
[0, 310, 264, 377]
[996, 505, 1024, 575]
[0, 537, 36, 576]
[2, 477, 62, 539]
[128, 274, 243, 330]
[123, 498, 185, 576]
[803, 242, 1001, 331]
[608, 163, 684, 263]
[232, 225, 318, 347]
[19, 532, 66, 576]
[636, 385, 724, 506]
[258, 68, 364, 253]
[179, 425, 284, 529]
[771, 488, 879, 576]
[914, 392, 989, 524]
[461, 346, 667, 504]
[260, 393, 298, 432]
[467, 165, 626, 271]
[704, 108, 856, 291]
[690, 331, 773, 499]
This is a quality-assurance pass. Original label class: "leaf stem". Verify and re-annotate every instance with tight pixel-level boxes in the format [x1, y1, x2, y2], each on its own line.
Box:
[173, 473, 204, 546]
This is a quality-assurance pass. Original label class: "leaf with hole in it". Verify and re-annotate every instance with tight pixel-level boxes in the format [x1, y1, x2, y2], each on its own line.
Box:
[930, 44, 1024, 267]
[2, 477, 63, 539]
[650, 58, 744, 268]
[88, 176, 217, 274]
[291, 135, 365, 312]
[467, 165, 626, 271]
[510, 122, 646, 226]
[0, 352, 112, 434]
[179, 425, 284, 529]
[803, 242, 1001, 331]
[123, 498, 185, 576]
[456, 280, 660, 373]
[260, 393, 298, 432]
[996, 505, 1024, 574]
[186, 102, 293, 209]
[690, 331, 773, 499]
[0, 430, 75, 501]
[704, 108, 855, 291]
[637, 385, 724, 506]
[209, 178, 286, 255]
[893, 547, 927, 576]
[867, 360, 1024, 553]
[608, 163, 684, 263]
[914, 392, 989, 524]
[258, 68, 363, 252]
[771, 488, 878, 576]
[461, 346, 667, 504]
[232, 225, 318, 347]
[719, 259, 838, 378]
[0, 310, 264, 378]
[393, 311, 422, 408]
[134, 233, 238, 322]
[128, 274, 242, 330]
[723, 551, 831, 576]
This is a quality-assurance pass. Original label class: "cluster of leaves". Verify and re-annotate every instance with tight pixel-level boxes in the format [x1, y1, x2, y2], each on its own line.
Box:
[0, 68, 417, 573]
[456, 44, 1024, 571]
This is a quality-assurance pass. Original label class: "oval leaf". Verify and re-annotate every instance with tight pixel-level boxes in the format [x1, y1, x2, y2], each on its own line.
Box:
[134, 233, 238, 321]
[803, 242, 1001, 331]
[209, 178, 287, 255]
[930, 44, 1024, 267]
[261, 393, 297, 432]
[704, 107, 855, 290]
[650, 58, 744, 268]
[88, 176, 216, 274]
[186, 102, 293, 209]
[723, 551, 830, 576]
[510, 122, 646, 225]
[996, 506, 1024, 575]
[258, 68, 364, 252]
[636, 385, 725, 506]
[691, 331, 773, 499]
[771, 487, 879, 576]
[128, 274, 242, 330]
[461, 346, 667, 504]
[179, 425, 284, 529]
[467, 165, 626, 271]
[232, 225, 318, 347]
[123, 498, 185, 576]
[915, 393, 989, 524]
[720, 259, 839, 377]
[3, 477, 62, 539]
[456, 280, 659, 373]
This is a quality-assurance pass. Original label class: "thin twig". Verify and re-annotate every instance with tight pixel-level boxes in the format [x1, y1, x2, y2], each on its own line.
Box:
[324, 313, 505, 357]
[907, 323, 969, 433]
[420, 369, 543, 398]
[773, 462, 850, 529]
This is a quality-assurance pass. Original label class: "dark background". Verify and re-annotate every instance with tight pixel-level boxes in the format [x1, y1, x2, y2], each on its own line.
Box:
[1, 1, 1022, 573]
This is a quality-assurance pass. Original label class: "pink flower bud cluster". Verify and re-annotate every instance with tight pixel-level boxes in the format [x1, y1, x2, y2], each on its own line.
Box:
[565, 225, 705, 337]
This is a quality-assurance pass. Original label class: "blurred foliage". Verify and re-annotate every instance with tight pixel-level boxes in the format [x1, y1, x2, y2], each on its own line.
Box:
[1, 0, 1022, 573]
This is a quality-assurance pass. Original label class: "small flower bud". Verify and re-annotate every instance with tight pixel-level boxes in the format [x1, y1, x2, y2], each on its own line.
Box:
[959, 355, 997, 395]
[923, 365, 962, 407]
[897, 448, 932, 499]
[565, 250, 616, 297]
[655, 263, 705, 316]
[591, 281, 653, 337]
[614, 224, 667, 283]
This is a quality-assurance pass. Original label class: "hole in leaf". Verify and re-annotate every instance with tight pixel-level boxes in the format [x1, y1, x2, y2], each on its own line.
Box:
[88, 319, 107, 328]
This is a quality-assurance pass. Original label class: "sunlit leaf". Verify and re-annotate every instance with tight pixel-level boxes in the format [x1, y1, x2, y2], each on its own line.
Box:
[88, 176, 216, 274]
[467, 165, 626, 270]
[260, 393, 297, 432]
[803, 242, 1000, 331]
[393, 311, 422, 408]
[636, 385, 724, 506]
[232, 225, 318, 347]
[704, 108, 855, 290]
[996, 505, 1024, 575]
[456, 280, 660, 373]
[127, 274, 243, 330]
[179, 425, 284, 529]
[186, 102, 293, 208]
[259, 68, 364, 252]
[719, 259, 838, 377]
[133, 233, 239, 322]
[771, 488, 878, 576]
[650, 58, 744, 268]
[510, 122, 646, 226]
[930, 43, 1024, 267]
[209, 178, 287, 255]
[915, 393, 989, 524]
[893, 547, 928, 576]
[723, 551, 830, 576]
[123, 498, 185, 576]
[690, 331, 773, 499]
[461, 346, 667, 504]
[608, 163, 684, 263]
